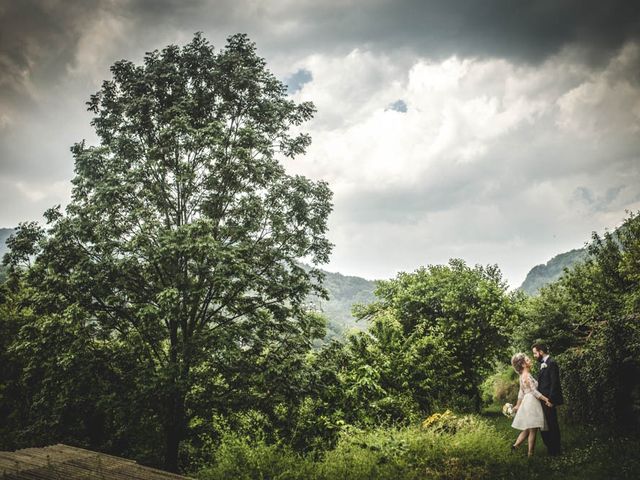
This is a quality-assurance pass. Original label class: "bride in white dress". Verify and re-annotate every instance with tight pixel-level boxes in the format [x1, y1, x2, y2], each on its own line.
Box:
[510, 353, 552, 457]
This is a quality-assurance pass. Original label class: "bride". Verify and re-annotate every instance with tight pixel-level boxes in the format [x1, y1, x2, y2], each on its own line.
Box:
[510, 353, 552, 457]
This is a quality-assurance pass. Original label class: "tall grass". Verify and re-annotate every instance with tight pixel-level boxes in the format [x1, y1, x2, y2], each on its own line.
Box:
[196, 410, 640, 480]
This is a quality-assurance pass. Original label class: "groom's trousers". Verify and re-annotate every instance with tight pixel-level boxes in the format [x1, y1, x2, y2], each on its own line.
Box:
[541, 403, 561, 455]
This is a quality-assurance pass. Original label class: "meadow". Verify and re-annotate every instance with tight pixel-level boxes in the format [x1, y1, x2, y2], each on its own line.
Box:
[195, 408, 640, 480]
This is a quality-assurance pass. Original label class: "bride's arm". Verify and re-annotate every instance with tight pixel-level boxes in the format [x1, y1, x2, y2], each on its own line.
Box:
[513, 377, 524, 412]
[524, 374, 552, 405]
[513, 399, 522, 412]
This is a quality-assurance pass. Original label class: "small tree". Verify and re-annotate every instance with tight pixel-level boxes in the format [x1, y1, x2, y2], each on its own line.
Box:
[11, 33, 332, 471]
[355, 259, 517, 412]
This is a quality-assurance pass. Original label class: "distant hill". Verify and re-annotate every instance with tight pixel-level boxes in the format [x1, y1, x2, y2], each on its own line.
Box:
[308, 268, 377, 340]
[0, 228, 14, 258]
[518, 248, 588, 295]
[518, 220, 631, 296]
[0, 228, 14, 282]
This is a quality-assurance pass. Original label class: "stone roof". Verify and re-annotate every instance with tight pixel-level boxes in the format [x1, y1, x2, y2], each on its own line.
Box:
[0, 444, 192, 479]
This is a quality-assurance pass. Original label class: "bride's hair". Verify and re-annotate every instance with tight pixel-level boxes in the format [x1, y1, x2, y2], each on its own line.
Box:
[511, 353, 529, 374]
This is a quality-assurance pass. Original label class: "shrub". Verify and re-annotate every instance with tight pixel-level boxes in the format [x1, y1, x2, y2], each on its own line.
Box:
[318, 413, 519, 480]
[481, 366, 519, 406]
[421, 409, 457, 432]
[560, 315, 640, 429]
[197, 431, 313, 480]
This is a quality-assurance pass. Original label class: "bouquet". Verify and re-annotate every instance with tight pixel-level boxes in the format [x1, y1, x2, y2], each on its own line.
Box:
[502, 403, 514, 418]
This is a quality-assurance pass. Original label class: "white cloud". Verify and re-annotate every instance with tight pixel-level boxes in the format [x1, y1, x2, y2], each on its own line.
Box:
[15, 180, 70, 203]
[0, 178, 71, 227]
[281, 41, 640, 287]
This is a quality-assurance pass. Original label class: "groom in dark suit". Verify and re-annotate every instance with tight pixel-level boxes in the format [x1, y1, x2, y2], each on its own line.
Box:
[532, 342, 563, 456]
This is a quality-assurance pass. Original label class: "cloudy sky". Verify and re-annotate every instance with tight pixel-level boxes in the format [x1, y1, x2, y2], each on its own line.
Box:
[1, 0, 640, 288]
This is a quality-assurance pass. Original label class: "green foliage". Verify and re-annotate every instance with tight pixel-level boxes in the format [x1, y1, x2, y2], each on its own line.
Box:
[340, 312, 455, 419]
[480, 365, 519, 406]
[0, 277, 165, 463]
[353, 259, 519, 412]
[258, 260, 520, 451]
[0, 279, 28, 449]
[316, 414, 522, 479]
[197, 430, 314, 480]
[182, 310, 330, 462]
[560, 315, 640, 427]
[515, 211, 640, 429]
[198, 415, 509, 480]
[196, 412, 640, 480]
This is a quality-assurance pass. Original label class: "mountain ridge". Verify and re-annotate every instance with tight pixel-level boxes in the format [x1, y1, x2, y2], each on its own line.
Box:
[518, 247, 588, 296]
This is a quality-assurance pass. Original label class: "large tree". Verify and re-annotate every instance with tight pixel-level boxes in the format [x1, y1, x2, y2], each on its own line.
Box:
[8, 33, 332, 471]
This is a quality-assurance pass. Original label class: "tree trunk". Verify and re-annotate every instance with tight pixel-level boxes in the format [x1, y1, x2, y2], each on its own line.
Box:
[164, 384, 185, 472]
[164, 321, 184, 473]
[164, 420, 180, 472]
[474, 384, 482, 413]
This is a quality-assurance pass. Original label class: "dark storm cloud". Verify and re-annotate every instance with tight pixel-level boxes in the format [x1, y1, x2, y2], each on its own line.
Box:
[0, 0, 105, 193]
[0, 0, 101, 107]
[1, 0, 640, 285]
[120, 0, 640, 65]
[354, 0, 640, 64]
[2, 0, 639, 105]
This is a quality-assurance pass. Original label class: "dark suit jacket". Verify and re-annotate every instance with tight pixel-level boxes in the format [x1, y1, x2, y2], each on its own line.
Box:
[537, 356, 564, 406]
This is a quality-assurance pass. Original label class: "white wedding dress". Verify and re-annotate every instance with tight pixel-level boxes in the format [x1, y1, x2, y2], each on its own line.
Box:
[511, 372, 548, 431]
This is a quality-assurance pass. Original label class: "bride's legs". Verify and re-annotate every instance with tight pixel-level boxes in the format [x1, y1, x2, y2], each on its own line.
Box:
[527, 428, 538, 457]
[513, 429, 528, 448]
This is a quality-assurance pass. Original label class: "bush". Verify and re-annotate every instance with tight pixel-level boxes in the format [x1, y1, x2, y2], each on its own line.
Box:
[513, 212, 640, 431]
[314, 413, 525, 480]
[197, 431, 314, 480]
[481, 366, 519, 406]
[560, 315, 640, 429]
[198, 413, 529, 480]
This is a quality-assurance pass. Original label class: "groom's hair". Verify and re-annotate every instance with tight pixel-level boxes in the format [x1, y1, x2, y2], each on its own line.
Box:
[531, 342, 548, 353]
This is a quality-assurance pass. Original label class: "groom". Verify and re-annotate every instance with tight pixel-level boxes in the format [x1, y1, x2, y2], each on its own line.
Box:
[532, 342, 563, 456]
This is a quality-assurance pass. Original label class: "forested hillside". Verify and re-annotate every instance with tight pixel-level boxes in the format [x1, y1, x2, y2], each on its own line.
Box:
[306, 267, 376, 340]
[0, 228, 13, 283]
